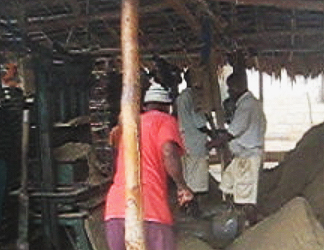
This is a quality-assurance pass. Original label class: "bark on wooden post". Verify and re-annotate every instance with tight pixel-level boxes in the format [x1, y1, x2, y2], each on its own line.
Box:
[121, 0, 146, 249]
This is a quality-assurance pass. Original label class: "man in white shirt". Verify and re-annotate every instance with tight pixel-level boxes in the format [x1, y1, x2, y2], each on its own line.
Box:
[176, 70, 212, 213]
[207, 72, 266, 226]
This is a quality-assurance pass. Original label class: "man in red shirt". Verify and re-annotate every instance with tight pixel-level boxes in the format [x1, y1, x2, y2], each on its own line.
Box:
[105, 83, 193, 250]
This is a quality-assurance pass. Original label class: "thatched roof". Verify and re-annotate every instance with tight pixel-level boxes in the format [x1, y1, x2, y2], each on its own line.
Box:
[1, 0, 324, 77]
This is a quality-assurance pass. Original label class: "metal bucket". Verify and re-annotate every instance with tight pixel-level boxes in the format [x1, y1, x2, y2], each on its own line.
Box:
[210, 207, 240, 242]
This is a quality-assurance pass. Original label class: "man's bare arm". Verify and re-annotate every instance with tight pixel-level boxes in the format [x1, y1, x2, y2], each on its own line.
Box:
[162, 141, 193, 206]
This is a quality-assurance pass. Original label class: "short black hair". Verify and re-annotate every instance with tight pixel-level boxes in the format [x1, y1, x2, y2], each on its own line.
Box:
[227, 71, 247, 89]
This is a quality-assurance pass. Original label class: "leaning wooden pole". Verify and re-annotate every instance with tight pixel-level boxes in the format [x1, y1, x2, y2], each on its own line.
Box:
[121, 0, 146, 249]
[209, 48, 228, 171]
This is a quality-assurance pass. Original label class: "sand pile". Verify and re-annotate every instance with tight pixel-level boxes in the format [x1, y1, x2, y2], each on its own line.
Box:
[178, 234, 216, 250]
[221, 123, 324, 249]
[227, 197, 324, 250]
[258, 122, 324, 226]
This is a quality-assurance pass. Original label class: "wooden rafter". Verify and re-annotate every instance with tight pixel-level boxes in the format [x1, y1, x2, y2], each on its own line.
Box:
[23, 0, 81, 18]
[165, 0, 201, 33]
[211, 0, 324, 12]
[239, 28, 324, 40]
[67, 0, 81, 16]
[193, 0, 227, 31]
[26, 2, 167, 30]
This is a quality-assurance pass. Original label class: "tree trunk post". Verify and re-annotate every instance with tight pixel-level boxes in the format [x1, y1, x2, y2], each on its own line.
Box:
[121, 0, 146, 249]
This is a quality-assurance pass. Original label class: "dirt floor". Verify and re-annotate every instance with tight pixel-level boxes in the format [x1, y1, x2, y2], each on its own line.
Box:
[172, 175, 244, 250]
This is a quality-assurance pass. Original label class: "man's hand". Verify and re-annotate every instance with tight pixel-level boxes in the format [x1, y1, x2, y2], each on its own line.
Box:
[177, 187, 194, 206]
[206, 137, 224, 150]
[206, 130, 234, 150]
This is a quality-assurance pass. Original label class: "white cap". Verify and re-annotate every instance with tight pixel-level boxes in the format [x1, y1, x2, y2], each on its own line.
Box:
[144, 83, 172, 104]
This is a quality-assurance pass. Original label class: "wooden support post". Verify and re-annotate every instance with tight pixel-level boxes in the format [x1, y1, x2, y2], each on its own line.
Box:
[259, 70, 264, 104]
[209, 51, 226, 128]
[34, 55, 60, 250]
[17, 109, 30, 250]
[208, 49, 229, 171]
[321, 74, 324, 102]
[121, 0, 146, 249]
[16, 4, 30, 250]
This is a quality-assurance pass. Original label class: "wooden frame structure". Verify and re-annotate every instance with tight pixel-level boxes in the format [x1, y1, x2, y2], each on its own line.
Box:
[2, 0, 324, 77]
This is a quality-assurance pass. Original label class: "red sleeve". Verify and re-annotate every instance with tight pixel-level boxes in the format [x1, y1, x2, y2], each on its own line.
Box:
[158, 116, 185, 155]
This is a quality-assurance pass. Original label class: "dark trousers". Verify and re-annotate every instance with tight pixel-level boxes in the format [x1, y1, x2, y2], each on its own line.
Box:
[105, 218, 176, 250]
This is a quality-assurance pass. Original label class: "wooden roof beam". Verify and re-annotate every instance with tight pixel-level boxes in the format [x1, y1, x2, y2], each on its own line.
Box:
[165, 0, 201, 33]
[193, 0, 227, 30]
[164, 0, 230, 55]
[239, 28, 324, 40]
[26, 3, 167, 30]
[258, 48, 324, 53]
[211, 0, 324, 12]
[25, 0, 81, 15]
[67, 0, 82, 16]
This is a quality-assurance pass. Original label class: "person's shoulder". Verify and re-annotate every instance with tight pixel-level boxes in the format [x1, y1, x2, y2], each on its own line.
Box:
[236, 92, 258, 110]
[159, 111, 178, 124]
[158, 110, 175, 121]
[143, 110, 174, 119]
[143, 111, 178, 129]
[177, 88, 193, 107]
[241, 91, 259, 104]
[178, 87, 192, 98]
